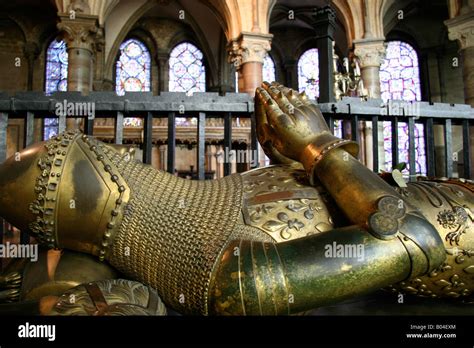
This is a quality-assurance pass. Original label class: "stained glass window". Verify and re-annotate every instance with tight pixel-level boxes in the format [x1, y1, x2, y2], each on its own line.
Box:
[43, 118, 60, 141]
[116, 39, 151, 96]
[380, 41, 426, 175]
[235, 71, 239, 93]
[116, 39, 151, 127]
[169, 42, 205, 95]
[262, 54, 276, 83]
[45, 40, 68, 94]
[297, 48, 319, 100]
[383, 122, 427, 174]
[333, 120, 343, 139]
[44, 40, 68, 140]
[380, 41, 421, 102]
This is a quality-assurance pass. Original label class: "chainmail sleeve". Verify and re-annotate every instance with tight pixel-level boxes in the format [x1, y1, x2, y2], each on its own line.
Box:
[101, 144, 246, 315]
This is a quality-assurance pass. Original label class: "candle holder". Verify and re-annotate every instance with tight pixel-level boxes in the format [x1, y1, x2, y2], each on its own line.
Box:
[333, 45, 367, 101]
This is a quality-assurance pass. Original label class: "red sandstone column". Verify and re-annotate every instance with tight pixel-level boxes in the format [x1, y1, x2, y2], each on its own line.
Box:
[58, 14, 98, 94]
[58, 13, 99, 130]
[228, 33, 273, 95]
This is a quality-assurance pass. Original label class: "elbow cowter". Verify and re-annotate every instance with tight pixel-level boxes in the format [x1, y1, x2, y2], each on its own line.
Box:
[367, 195, 446, 278]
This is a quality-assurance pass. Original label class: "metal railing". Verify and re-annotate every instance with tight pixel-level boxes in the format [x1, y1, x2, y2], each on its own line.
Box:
[0, 91, 258, 179]
[319, 97, 473, 180]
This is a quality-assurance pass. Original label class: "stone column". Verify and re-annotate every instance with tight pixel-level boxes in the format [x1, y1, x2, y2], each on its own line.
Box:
[58, 14, 99, 94]
[312, 6, 336, 103]
[157, 53, 169, 93]
[354, 39, 386, 171]
[446, 7, 474, 178]
[92, 27, 106, 91]
[445, 9, 474, 106]
[57, 13, 99, 130]
[353, 38, 386, 99]
[228, 32, 272, 95]
[23, 41, 39, 91]
[159, 146, 166, 171]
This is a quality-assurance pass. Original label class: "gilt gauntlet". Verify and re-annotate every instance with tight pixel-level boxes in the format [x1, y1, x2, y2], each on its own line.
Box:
[255, 82, 358, 183]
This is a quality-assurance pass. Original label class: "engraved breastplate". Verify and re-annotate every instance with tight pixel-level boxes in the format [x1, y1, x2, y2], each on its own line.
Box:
[240, 164, 347, 243]
[391, 179, 474, 302]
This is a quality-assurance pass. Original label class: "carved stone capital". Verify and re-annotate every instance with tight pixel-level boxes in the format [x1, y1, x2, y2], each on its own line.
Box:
[57, 13, 100, 52]
[353, 38, 386, 68]
[228, 32, 273, 70]
[445, 10, 474, 50]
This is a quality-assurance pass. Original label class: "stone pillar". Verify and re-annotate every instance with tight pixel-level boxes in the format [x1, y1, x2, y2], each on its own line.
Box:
[353, 38, 386, 99]
[445, 9, 474, 106]
[92, 27, 106, 91]
[159, 146, 166, 171]
[23, 42, 39, 91]
[312, 6, 336, 103]
[157, 53, 169, 93]
[283, 59, 297, 90]
[57, 13, 99, 130]
[354, 39, 386, 171]
[58, 14, 99, 94]
[228, 32, 272, 95]
[446, 7, 474, 178]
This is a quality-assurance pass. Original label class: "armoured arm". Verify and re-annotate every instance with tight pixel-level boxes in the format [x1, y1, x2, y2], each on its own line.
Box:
[211, 225, 411, 315]
[255, 83, 445, 274]
[207, 83, 447, 315]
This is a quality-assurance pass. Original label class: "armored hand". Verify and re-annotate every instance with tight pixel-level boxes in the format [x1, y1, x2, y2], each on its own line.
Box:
[256, 82, 358, 179]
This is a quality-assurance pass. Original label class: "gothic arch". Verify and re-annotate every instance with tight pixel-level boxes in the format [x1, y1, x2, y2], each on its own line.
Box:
[104, 0, 161, 83]
[200, 0, 238, 40]
[332, 0, 363, 45]
[382, 0, 418, 37]
[202, 0, 277, 40]
[104, 0, 221, 88]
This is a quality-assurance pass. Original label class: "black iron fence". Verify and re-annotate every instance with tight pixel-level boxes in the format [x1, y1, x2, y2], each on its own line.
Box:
[320, 97, 473, 180]
[0, 91, 258, 178]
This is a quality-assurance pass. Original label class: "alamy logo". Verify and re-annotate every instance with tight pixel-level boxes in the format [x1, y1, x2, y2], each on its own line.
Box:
[55, 99, 95, 119]
[324, 242, 365, 261]
[217, 147, 258, 167]
[0, 242, 38, 262]
[18, 322, 55, 341]
[381, 100, 420, 117]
